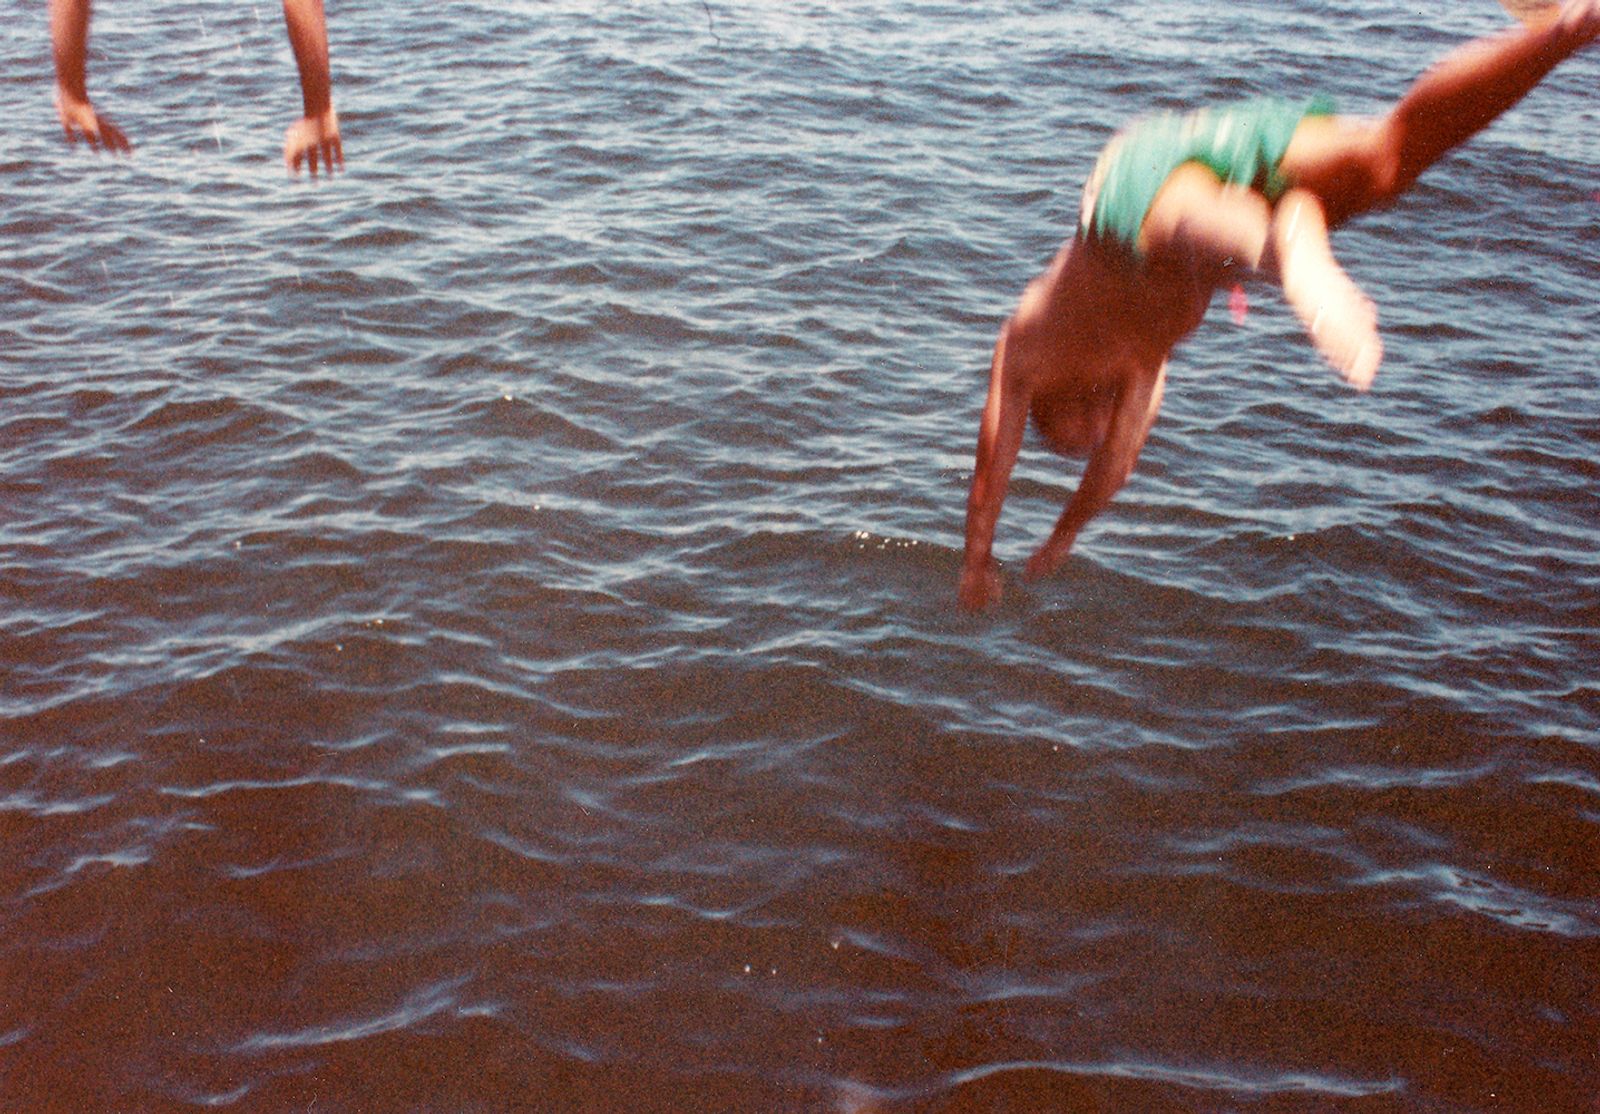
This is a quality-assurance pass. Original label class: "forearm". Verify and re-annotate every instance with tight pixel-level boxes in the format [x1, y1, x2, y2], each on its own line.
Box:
[963, 476, 1004, 570]
[282, 0, 333, 116]
[963, 332, 1028, 569]
[964, 443, 1015, 569]
[50, 0, 93, 101]
[1389, 13, 1592, 183]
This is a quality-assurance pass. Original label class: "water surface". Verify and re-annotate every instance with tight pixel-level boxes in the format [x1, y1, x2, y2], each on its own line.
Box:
[2, 1, 1598, 1110]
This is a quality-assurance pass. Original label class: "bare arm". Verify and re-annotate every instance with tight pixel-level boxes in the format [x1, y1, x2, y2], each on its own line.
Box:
[49, 0, 131, 153]
[281, 0, 342, 174]
[50, 0, 91, 103]
[959, 324, 1031, 611]
[282, 0, 332, 117]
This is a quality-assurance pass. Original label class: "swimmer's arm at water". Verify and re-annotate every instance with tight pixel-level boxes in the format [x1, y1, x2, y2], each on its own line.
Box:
[959, 329, 1030, 611]
[49, 0, 131, 154]
[281, 0, 342, 175]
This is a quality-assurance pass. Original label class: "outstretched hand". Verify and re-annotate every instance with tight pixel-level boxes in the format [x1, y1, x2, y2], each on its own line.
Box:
[284, 107, 342, 175]
[1023, 543, 1068, 584]
[55, 88, 131, 155]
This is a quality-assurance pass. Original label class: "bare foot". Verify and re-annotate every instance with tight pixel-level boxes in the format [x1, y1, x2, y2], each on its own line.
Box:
[1273, 192, 1382, 389]
[1556, 0, 1600, 35]
[1500, 0, 1599, 32]
[1499, 0, 1561, 26]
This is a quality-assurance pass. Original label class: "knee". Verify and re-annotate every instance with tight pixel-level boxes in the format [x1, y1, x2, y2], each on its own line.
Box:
[1362, 116, 1419, 206]
[1307, 121, 1411, 218]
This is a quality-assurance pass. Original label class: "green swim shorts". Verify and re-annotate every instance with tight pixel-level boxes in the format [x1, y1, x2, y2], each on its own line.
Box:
[1079, 95, 1337, 252]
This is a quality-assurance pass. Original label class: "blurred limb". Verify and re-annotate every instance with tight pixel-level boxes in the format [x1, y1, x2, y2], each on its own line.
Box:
[50, 0, 132, 154]
[1283, 0, 1600, 226]
[281, 0, 342, 174]
[959, 325, 1031, 611]
[1270, 190, 1381, 389]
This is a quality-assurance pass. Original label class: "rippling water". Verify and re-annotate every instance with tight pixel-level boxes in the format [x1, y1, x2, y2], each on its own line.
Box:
[3, 1, 1599, 1110]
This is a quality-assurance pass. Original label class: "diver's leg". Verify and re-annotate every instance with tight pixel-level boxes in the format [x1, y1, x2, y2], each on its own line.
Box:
[1283, 0, 1600, 220]
[1139, 165, 1382, 387]
[1381, 0, 1600, 190]
[1270, 189, 1382, 388]
[1137, 162, 1274, 267]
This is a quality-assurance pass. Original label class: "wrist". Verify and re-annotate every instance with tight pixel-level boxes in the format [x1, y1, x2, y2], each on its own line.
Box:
[55, 81, 90, 108]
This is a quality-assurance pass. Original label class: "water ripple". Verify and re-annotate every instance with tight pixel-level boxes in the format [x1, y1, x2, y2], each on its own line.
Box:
[3, 0, 1597, 1109]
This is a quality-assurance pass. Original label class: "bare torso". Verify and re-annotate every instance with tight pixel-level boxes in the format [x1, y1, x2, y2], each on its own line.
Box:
[1018, 237, 1217, 457]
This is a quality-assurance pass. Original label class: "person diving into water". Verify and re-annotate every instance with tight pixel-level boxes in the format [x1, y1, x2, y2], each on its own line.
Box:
[959, 0, 1600, 610]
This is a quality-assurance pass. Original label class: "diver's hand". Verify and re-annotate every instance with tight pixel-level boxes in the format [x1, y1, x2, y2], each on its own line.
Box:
[958, 555, 1003, 612]
[284, 106, 341, 175]
[56, 86, 131, 154]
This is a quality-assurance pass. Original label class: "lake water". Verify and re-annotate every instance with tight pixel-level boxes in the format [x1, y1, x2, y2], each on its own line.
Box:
[3, 1, 1598, 1110]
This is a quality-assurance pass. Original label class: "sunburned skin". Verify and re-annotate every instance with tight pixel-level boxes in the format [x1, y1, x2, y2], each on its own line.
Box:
[958, 0, 1600, 611]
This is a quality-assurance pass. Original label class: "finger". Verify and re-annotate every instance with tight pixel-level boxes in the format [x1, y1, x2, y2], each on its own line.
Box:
[321, 140, 335, 174]
[104, 121, 131, 155]
[331, 134, 343, 171]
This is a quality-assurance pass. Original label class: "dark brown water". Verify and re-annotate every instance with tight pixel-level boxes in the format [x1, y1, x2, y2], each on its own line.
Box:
[3, 2, 1599, 1110]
